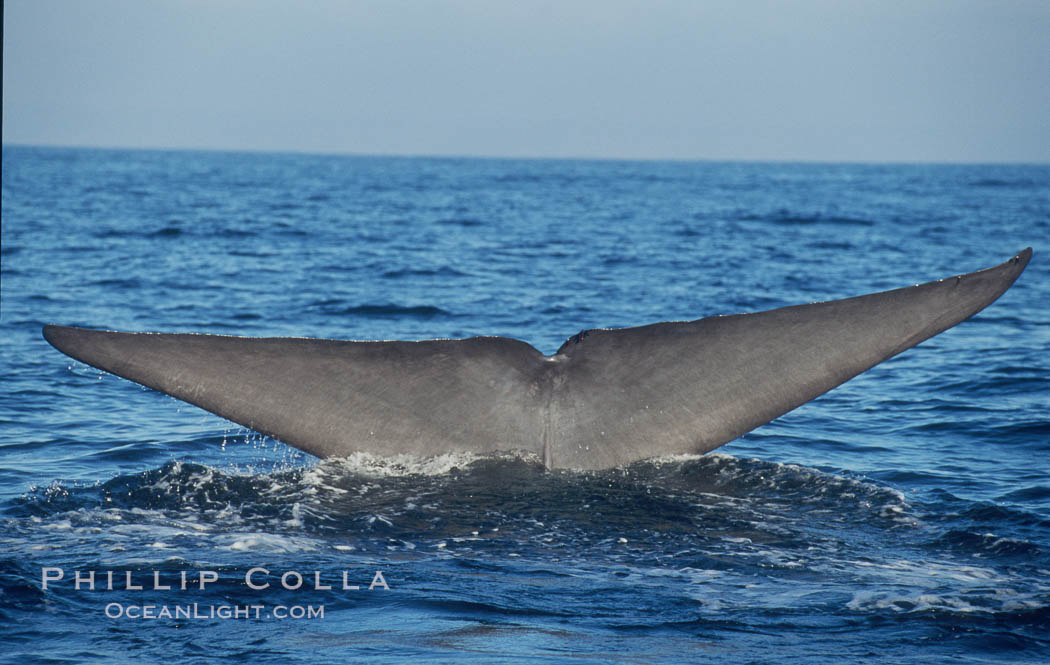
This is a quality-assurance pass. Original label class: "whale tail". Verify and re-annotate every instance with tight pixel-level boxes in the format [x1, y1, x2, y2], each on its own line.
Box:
[44, 248, 1031, 469]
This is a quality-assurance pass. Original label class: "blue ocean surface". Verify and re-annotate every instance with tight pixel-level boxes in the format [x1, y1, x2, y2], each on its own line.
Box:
[1, 146, 1048, 664]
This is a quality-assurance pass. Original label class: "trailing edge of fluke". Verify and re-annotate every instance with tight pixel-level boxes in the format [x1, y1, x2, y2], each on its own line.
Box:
[44, 248, 1031, 470]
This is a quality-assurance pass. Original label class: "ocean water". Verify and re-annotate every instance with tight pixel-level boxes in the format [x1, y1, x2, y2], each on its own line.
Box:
[1, 145, 1048, 664]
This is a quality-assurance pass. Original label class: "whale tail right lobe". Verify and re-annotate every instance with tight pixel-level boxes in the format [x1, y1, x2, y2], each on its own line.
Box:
[549, 248, 1032, 468]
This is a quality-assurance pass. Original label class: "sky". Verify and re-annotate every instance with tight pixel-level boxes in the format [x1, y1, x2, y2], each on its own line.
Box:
[3, 0, 1049, 163]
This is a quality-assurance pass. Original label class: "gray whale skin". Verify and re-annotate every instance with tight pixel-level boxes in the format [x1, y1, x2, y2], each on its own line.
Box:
[44, 249, 1031, 470]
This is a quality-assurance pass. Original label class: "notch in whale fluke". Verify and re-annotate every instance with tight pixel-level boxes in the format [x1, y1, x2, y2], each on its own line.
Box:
[44, 248, 1032, 469]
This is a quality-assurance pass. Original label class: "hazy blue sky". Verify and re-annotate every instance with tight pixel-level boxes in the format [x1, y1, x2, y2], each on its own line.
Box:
[4, 0, 1048, 162]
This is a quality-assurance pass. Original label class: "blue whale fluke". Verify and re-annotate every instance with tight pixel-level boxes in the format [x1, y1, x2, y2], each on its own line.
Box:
[44, 249, 1031, 469]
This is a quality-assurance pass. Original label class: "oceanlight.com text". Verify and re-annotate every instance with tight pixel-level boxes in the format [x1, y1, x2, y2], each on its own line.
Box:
[103, 603, 325, 620]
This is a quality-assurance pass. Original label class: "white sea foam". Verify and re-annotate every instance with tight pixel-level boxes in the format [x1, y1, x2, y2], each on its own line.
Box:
[641, 453, 710, 466]
[224, 532, 321, 553]
[847, 590, 972, 613]
[312, 450, 537, 478]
